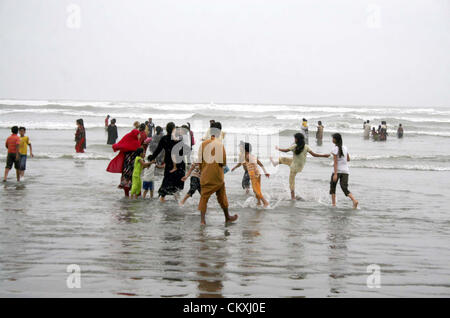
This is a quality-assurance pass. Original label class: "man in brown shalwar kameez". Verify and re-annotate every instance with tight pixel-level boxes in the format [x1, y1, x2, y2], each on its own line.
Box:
[197, 122, 238, 225]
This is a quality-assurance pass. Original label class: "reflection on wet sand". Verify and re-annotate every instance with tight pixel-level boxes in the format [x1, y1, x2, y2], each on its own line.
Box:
[195, 228, 226, 298]
[327, 212, 351, 296]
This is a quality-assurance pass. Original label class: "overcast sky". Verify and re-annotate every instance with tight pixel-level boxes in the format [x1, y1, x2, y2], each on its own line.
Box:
[0, 0, 449, 106]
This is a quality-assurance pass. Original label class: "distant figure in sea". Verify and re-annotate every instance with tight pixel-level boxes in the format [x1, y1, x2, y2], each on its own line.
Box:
[197, 122, 238, 225]
[18, 126, 33, 180]
[75, 119, 86, 153]
[301, 118, 309, 144]
[107, 118, 118, 145]
[3, 126, 21, 182]
[397, 124, 404, 138]
[329, 133, 358, 209]
[104, 115, 110, 129]
[363, 120, 371, 139]
[148, 122, 186, 202]
[130, 148, 151, 199]
[379, 121, 387, 141]
[180, 162, 202, 206]
[271, 133, 329, 200]
[147, 118, 155, 138]
[316, 121, 324, 145]
[372, 127, 379, 141]
[232, 142, 270, 208]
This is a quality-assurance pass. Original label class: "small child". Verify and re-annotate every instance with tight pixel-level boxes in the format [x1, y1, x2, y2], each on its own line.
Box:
[232, 143, 270, 207]
[18, 126, 33, 180]
[130, 148, 151, 199]
[330, 133, 359, 209]
[231, 141, 250, 194]
[179, 162, 201, 205]
[142, 154, 163, 199]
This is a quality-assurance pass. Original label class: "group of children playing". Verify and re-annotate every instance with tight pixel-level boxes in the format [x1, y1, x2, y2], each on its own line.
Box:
[3, 126, 33, 182]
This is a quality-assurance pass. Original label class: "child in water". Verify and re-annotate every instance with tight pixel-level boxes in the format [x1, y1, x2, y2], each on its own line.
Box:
[232, 143, 270, 207]
[130, 148, 151, 199]
[179, 162, 201, 205]
[329, 133, 359, 209]
[232, 141, 250, 194]
[142, 154, 164, 199]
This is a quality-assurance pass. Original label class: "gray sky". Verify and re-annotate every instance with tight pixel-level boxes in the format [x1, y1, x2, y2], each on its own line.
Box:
[0, 0, 449, 106]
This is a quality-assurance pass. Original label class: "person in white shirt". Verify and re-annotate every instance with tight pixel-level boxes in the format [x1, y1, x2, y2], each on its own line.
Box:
[142, 156, 164, 199]
[363, 120, 371, 139]
[330, 133, 359, 209]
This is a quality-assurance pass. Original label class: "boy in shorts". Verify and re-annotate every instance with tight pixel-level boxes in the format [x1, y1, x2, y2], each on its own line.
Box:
[18, 127, 33, 179]
[3, 126, 21, 182]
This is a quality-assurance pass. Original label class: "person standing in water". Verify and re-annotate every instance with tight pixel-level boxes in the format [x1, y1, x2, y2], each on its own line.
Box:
[397, 124, 404, 138]
[364, 120, 371, 139]
[316, 121, 324, 146]
[147, 118, 155, 138]
[197, 122, 238, 225]
[271, 133, 329, 200]
[180, 162, 202, 206]
[107, 118, 118, 145]
[148, 122, 186, 202]
[105, 115, 110, 129]
[3, 126, 21, 182]
[75, 119, 86, 153]
[129, 148, 152, 199]
[329, 133, 359, 209]
[301, 118, 309, 144]
[231, 141, 250, 194]
[18, 127, 33, 180]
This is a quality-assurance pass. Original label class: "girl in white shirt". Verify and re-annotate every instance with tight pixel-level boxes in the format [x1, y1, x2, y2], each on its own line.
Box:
[330, 133, 359, 209]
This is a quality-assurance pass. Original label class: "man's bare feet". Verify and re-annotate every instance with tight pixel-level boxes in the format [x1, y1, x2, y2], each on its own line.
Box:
[263, 202, 270, 208]
[159, 196, 166, 203]
[226, 214, 238, 223]
[353, 200, 359, 209]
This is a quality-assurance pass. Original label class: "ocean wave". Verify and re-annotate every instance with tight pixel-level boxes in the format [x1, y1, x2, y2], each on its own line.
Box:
[3, 99, 450, 115]
[351, 154, 450, 162]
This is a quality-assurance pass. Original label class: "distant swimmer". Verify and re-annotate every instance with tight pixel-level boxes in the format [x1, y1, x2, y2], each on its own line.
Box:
[316, 121, 324, 146]
[329, 133, 358, 209]
[397, 124, 404, 138]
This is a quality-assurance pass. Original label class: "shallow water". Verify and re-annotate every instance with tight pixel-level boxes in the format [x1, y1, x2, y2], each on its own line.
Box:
[1, 101, 450, 297]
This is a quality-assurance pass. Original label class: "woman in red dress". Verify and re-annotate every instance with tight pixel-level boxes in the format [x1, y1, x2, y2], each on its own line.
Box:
[75, 119, 86, 153]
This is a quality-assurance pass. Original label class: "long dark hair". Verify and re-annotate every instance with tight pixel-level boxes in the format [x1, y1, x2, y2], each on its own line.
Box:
[166, 122, 175, 135]
[76, 118, 84, 127]
[293, 133, 305, 155]
[332, 133, 344, 157]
